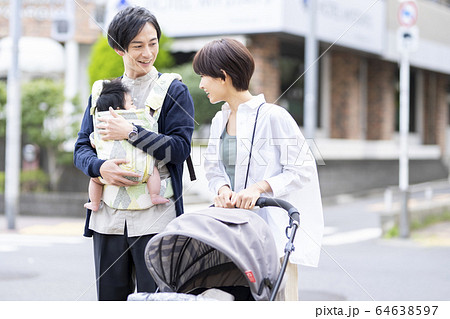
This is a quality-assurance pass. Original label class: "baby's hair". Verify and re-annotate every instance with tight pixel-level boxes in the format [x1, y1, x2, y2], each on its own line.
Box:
[96, 79, 130, 112]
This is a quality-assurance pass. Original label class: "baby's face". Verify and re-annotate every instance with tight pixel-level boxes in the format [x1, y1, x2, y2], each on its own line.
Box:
[124, 93, 136, 110]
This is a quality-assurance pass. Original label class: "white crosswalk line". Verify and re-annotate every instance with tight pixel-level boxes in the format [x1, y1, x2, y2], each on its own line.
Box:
[322, 228, 382, 246]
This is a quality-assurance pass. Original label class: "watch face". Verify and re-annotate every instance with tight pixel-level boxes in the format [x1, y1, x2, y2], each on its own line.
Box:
[128, 127, 138, 140]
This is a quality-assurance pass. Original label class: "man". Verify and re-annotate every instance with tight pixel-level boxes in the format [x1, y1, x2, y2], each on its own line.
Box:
[74, 6, 195, 300]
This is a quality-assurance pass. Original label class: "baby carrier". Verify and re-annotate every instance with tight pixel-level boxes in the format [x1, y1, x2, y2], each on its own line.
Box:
[90, 73, 182, 210]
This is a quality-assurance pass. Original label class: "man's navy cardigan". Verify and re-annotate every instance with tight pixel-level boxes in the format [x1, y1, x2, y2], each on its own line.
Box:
[73, 77, 195, 237]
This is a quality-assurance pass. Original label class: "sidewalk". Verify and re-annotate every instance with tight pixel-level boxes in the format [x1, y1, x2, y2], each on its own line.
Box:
[0, 201, 211, 236]
[1, 194, 449, 246]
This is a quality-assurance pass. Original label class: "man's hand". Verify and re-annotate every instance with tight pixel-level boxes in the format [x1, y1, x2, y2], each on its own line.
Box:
[99, 159, 140, 186]
[97, 107, 133, 140]
[214, 185, 235, 208]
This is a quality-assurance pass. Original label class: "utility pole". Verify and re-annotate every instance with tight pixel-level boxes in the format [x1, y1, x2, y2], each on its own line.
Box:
[398, 45, 410, 238]
[303, 0, 318, 139]
[5, 0, 22, 230]
[397, 0, 419, 238]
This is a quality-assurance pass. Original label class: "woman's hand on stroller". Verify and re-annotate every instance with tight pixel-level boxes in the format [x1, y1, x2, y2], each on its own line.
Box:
[232, 181, 272, 210]
[214, 185, 235, 208]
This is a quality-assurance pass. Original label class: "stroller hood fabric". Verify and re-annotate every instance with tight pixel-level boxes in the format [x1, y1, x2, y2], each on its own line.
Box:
[145, 207, 282, 301]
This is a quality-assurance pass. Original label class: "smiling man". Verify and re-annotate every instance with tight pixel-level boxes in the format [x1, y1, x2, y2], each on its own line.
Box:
[73, 6, 195, 301]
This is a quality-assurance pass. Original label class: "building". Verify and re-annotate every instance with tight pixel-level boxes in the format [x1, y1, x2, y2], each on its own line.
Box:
[136, 0, 450, 195]
[0, 0, 103, 116]
[1, 0, 450, 196]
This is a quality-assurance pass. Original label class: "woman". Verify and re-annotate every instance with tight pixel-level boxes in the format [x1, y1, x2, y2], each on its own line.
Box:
[193, 38, 323, 300]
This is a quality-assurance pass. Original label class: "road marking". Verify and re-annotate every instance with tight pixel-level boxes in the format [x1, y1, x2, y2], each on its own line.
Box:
[19, 222, 85, 236]
[0, 245, 18, 252]
[0, 234, 85, 253]
[322, 228, 382, 246]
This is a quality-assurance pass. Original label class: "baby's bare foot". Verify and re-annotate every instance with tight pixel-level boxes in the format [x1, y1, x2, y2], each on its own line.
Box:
[150, 195, 169, 205]
[84, 202, 100, 212]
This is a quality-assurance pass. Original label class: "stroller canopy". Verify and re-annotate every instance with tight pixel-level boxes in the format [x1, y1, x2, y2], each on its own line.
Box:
[145, 207, 281, 301]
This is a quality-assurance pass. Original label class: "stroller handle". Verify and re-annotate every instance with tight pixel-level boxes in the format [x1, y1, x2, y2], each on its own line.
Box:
[255, 197, 300, 224]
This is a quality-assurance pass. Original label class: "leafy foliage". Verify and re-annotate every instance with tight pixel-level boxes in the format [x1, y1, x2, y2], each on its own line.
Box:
[0, 169, 50, 193]
[88, 34, 175, 86]
[0, 79, 67, 192]
[88, 36, 124, 87]
[20, 169, 50, 193]
[166, 63, 219, 128]
[0, 79, 65, 145]
[21, 79, 65, 146]
[156, 33, 175, 71]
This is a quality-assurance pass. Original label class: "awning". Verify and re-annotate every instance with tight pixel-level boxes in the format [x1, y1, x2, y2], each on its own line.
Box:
[0, 36, 65, 76]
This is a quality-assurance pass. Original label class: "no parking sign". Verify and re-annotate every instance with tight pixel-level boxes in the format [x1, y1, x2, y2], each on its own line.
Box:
[398, 0, 418, 27]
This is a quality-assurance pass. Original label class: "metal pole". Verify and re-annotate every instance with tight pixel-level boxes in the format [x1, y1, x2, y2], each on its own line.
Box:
[5, 0, 22, 230]
[399, 47, 410, 238]
[303, 0, 318, 139]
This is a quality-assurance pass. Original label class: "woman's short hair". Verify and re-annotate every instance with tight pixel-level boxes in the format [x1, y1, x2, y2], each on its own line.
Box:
[193, 38, 255, 91]
[96, 79, 130, 112]
[107, 6, 161, 52]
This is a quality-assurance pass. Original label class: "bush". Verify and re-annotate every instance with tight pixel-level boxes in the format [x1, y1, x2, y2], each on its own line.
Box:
[0, 170, 50, 193]
[20, 169, 50, 193]
[166, 63, 220, 128]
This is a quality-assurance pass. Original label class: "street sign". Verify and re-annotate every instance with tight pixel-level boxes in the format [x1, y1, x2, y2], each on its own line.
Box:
[398, 1, 418, 27]
[397, 26, 419, 52]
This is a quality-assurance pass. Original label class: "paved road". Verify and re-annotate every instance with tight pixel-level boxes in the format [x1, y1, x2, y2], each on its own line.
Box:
[300, 195, 450, 301]
[1, 195, 449, 301]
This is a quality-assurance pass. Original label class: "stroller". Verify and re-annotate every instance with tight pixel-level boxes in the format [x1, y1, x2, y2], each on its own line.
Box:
[128, 197, 300, 301]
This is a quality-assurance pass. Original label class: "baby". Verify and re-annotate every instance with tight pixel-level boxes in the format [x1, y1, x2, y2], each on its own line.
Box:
[84, 79, 168, 211]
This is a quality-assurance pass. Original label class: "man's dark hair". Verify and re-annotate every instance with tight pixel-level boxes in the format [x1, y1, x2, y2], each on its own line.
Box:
[96, 79, 130, 112]
[193, 38, 255, 91]
[107, 6, 161, 52]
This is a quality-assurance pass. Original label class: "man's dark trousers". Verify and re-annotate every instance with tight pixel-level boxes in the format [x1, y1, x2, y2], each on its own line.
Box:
[92, 227, 157, 301]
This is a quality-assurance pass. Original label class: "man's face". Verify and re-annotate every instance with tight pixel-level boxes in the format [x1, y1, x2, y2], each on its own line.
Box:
[116, 23, 159, 79]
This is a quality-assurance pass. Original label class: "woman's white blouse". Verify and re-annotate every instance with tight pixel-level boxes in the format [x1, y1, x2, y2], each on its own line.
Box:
[204, 94, 324, 267]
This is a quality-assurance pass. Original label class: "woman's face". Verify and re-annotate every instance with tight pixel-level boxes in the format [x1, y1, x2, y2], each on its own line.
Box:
[199, 75, 226, 104]
[116, 23, 159, 79]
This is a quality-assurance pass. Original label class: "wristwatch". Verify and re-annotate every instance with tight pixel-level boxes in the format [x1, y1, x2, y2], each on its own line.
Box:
[128, 125, 138, 141]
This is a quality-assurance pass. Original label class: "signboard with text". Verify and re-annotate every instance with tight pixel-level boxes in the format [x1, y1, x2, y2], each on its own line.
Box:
[121, 0, 386, 55]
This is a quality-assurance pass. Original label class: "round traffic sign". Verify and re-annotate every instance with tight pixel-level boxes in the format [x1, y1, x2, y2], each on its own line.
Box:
[398, 1, 418, 27]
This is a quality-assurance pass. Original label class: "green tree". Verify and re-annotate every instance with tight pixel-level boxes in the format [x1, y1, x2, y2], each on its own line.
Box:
[0, 79, 67, 192]
[88, 34, 175, 86]
[21, 79, 66, 191]
[21, 79, 65, 146]
[88, 36, 123, 87]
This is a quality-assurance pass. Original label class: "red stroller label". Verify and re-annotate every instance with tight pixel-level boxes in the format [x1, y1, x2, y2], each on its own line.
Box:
[245, 271, 256, 283]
